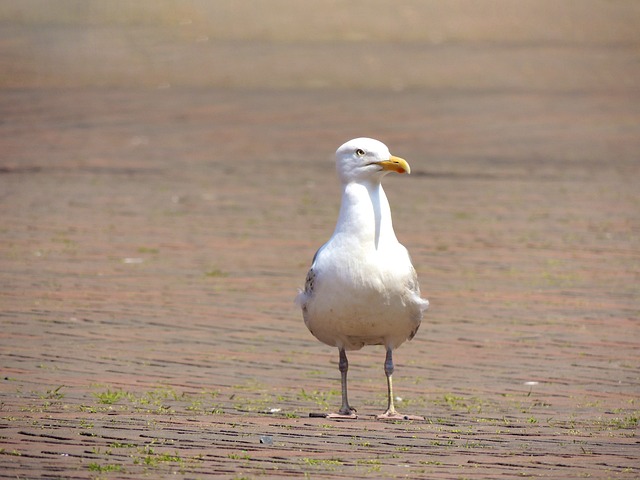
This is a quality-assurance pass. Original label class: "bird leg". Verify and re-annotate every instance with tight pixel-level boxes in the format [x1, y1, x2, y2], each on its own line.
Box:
[377, 347, 424, 421]
[327, 348, 357, 419]
[380, 347, 398, 417]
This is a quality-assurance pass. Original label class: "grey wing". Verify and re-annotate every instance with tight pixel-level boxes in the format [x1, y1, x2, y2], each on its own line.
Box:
[407, 264, 428, 340]
[295, 266, 316, 322]
[296, 245, 324, 311]
[304, 243, 327, 297]
[303, 267, 316, 297]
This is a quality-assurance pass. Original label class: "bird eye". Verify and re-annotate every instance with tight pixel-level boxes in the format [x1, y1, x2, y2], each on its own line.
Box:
[355, 149, 366, 157]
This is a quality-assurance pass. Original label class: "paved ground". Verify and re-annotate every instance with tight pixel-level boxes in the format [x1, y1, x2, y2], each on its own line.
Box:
[1, 2, 639, 479]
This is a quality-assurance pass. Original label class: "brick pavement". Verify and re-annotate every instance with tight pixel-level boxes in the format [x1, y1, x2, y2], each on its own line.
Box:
[1, 2, 639, 478]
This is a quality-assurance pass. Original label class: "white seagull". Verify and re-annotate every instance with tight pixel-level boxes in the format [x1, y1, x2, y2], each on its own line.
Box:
[296, 137, 429, 420]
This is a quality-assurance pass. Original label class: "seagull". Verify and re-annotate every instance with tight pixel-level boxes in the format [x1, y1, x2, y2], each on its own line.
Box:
[296, 137, 429, 420]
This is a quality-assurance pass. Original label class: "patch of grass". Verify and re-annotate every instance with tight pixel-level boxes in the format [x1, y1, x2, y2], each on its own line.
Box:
[127, 386, 178, 413]
[91, 385, 227, 416]
[87, 462, 123, 472]
[302, 457, 343, 466]
[137, 246, 159, 254]
[0, 449, 21, 456]
[232, 395, 272, 413]
[184, 390, 223, 415]
[79, 419, 94, 429]
[138, 386, 179, 402]
[185, 398, 204, 412]
[297, 388, 339, 409]
[109, 442, 136, 449]
[593, 415, 638, 430]
[442, 393, 465, 409]
[357, 459, 382, 473]
[228, 452, 251, 461]
[463, 440, 485, 448]
[204, 268, 229, 278]
[430, 440, 455, 446]
[350, 437, 372, 447]
[453, 211, 473, 220]
[94, 389, 128, 405]
[133, 446, 181, 466]
[40, 385, 65, 400]
[437, 393, 487, 413]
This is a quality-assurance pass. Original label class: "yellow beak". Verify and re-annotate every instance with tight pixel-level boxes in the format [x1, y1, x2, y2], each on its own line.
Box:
[376, 155, 411, 174]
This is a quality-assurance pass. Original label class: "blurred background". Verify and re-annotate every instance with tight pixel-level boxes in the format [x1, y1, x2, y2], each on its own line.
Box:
[1, 0, 639, 91]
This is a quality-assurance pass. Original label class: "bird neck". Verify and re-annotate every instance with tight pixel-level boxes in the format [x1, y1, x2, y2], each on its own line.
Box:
[333, 180, 397, 250]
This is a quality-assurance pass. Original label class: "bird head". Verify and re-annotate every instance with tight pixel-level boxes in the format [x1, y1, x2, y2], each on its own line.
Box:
[335, 138, 410, 184]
